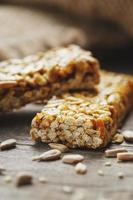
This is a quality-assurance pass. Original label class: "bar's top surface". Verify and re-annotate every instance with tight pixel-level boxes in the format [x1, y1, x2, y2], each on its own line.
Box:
[0, 45, 98, 85]
[40, 71, 133, 116]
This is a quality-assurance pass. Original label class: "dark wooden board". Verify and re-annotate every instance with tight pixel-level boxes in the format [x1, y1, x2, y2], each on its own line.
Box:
[0, 103, 133, 200]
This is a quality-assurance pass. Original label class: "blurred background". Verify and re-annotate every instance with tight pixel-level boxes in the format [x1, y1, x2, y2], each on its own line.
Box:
[1, 0, 133, 73]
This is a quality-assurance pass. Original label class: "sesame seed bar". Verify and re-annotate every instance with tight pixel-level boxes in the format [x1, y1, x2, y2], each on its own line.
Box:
[0, 45, 99, 112]
[30, 71, 133, 149]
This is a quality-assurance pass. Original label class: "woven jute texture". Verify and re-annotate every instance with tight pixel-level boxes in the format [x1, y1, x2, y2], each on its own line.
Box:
[3, 0, 133, 48]
[0, 5, 87, 60]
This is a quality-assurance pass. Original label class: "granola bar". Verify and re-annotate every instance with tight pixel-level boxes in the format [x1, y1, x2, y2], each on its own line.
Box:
[30, 71, 133, 149]
[0, 45, 99, 112]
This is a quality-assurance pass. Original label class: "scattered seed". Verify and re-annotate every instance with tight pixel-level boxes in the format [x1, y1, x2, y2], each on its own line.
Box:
[122, 130, 133, 143]
[15, 172, 33, 187]
[62, 154, 84, 164]
[0, 165, 6, 175]
[48, 143, 69, 153]
[104, 162, 111, 166]
[62, 185, 73, 194]
[32, 149, 61, 161]
[97, 170, 104, 176]
[38, 177, 47, 184]
[112, 133, 124, 144]
[105, 148, 128, 158]
[75, 163, 87, 175]
[117, 152, 133, 161]
[117, 172, 124, 179]
[0, 139, 16, 151]
[4, 175, 12, 183]
[71, 190, 87, 200]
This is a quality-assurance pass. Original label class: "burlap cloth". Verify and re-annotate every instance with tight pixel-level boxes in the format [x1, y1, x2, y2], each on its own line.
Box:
[2, 0, 133, 49]
[0, 5, 87, 60]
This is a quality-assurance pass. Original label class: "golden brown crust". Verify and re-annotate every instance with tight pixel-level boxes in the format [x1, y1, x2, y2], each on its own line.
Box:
[0, 45, 100, 112]
[30, 71, 133, 149]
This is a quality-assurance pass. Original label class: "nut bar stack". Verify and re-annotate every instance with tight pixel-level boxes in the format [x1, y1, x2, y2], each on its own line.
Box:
[30, 71, 133, 149]
[0, 45, 99, 112]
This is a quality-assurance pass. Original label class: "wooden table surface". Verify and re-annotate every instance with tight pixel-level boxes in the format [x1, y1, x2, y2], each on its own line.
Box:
[0, 56, 133, 200]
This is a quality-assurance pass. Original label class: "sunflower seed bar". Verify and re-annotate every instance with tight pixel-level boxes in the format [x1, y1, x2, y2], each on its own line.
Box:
[0, 45, 99, 112]
[30, 71, 133, 149]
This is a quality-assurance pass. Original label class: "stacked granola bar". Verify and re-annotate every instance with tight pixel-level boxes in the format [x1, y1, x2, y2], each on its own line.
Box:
[30, 71, 133, 149]
[0, 45, 99, 112]
[0, 45, 133, 149]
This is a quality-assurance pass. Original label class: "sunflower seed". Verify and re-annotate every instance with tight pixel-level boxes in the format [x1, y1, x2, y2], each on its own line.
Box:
[122, 130, 133, 142]
[32, 149, 61, 161]
[0, 139, 16, 150]
[48, 143, 69, 153]
[62, 185, 73, 194]
[16, 172, 33, 187]
[104, 162, 111, 166]
[0, 165, 6, 175]
[71, 190, 87, 200]
[4, 175, 12, 183]
[38, 177, 47, 184]
[62, 154, 84, 164]
[112, 134, 124, 144]
[105, 148, 128, 157]
[117, 172, 124, 179]
[117, 152, 133, 161]
[97, 170, 104, 176]
[75, 163, 87, 174]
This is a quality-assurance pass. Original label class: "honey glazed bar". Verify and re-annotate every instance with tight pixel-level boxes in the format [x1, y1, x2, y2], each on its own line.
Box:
[0, 45, 99, 112]
[30, 71, 133, 149]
